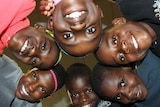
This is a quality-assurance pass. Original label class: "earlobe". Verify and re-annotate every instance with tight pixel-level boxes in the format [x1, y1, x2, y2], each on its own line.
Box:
[48, 16, 54, 31]
[112, 17, 127, 25]
[34, 23, 47, 31]
[97, 5, 104, 18]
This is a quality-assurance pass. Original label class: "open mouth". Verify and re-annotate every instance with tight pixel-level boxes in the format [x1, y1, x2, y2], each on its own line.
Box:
[131, 36, 138, 50]
[136, 89, 141, 99]
[83, 104, 90, 107]
[65, 11, 86, 19]
[21, 85, 29, 96]
[19, 40, 29, 55]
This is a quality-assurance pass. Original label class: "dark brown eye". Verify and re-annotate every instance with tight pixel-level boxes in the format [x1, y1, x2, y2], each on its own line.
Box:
[32, 57, 37, 64]
[32, 72, 37, 80]
[120, 79, 126, 87]
[63, 32, 73, 39]
[71, 93, 79, 98]
[116, 93, 122, 101]
[112, 35, 118, 44]
[119, 53, 125, 62]
[86, 88, 93, 94]
[39, 87, 46, 93]
[41, 42, 46, 50]
[86, 27, 96, 34]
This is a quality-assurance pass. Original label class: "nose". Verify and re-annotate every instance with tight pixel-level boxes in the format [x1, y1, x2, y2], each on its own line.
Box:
[28, 46, 39, 57]
[70, 23, 85, 31]
[121, 40, 129, 53]
[121, 88, 133, 100]
[79, 93, 88, 103]
[28, 83, 38, 93]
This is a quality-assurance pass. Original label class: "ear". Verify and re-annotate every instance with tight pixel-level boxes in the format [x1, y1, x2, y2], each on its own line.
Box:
[96, 5, 104, 18]
[34, 23, 46, 31]
[48, 16, 54, 31]
[112, 17, 127, 25]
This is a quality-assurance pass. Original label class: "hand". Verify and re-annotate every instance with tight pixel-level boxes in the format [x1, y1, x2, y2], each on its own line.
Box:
[39, 0, 55, 17]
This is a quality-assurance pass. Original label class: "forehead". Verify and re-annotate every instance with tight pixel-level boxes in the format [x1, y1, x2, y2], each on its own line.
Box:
[56, 0, 96, 9]
[26, 70, 54, 88]
[52, 0, 101, 24]
[69, 76, 90, 89]
[110, 22, 142, 31]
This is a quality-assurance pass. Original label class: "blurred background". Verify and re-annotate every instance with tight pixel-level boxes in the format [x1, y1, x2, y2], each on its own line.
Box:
[4, 0, 122, 107]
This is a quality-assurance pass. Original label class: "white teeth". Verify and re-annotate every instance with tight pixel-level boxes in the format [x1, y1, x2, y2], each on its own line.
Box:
[131, 36, 138, 49]
[136, 91, 140, 97]
[22, 85, 29, 96]
[20, 40, 28, 53]
[83, 104, 90, 107]
[66, 11, 85, 18]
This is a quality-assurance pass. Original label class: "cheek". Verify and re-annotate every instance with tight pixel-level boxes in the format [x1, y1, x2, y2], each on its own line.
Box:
[125, 54, 143, 63]
[89, 93, 99, 101]
[72, 98, 79, 105]
[120, 98, 132, 104]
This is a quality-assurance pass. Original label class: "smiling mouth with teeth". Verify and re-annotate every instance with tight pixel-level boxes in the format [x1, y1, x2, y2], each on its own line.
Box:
[19, 40, 29, 55]
[136, 90, 141, 98]
[22, 85, 29, 96]
[65, 11, 85, 18]
[82, 104, 90, 107]
[131, 36, 138, 50]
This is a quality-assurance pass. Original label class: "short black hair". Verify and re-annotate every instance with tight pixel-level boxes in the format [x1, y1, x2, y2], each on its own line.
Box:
[65, 63, 91, 89]
[51, 63, 66, 91]
[90, 63, 107, 99]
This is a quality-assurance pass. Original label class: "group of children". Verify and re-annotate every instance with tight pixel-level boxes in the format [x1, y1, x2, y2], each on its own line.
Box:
[1, 0, 160, 106]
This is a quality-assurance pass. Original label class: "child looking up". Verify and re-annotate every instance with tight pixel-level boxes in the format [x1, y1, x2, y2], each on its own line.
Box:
[16, 63, 66, 102]
[95, 0, 160, 66]
[0, 54, 66, 106]
[95, 17, 157, 66]
[40, 0, 104, 57]
[1, 0, 61, 69]
[114, 0, 160, 58]
[65, 63, 122, 107]
[8, 26, 61, 69]
[91, 50, 160, 107]
[0, 55, 42, 107]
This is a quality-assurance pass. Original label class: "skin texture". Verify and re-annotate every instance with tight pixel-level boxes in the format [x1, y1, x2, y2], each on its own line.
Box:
[16, 68, 54, 102]
[68, 75, 99, 107]
[39, 0, 55, 17]
[95, 17, 156, 66]
[51, 0, 103, 56]
[8, 26, 60, 69]
[100, 67, 148, 104]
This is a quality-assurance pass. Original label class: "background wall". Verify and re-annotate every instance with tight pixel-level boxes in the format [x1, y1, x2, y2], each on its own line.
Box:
[4, 0, 122, 107]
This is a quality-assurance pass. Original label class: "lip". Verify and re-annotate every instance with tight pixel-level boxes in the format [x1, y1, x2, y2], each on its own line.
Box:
[82, 104, 91, 107]
[19, 39, 29, 55]
[136, 87, 142, 100]
[64, 10, 87, 24]
[131, 36, 139, 53]
[19, 85, 29, 97]
[19, 38, 34, 56]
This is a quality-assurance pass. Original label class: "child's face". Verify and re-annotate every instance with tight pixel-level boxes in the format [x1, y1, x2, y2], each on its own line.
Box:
[68, 75, 99, 107]
[100, 68, 148, 104]
[95, 20, 152, 66]
[51, 0, 103, 56]
[16, 69, 54, 102]
[8, 26, 60, 69]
